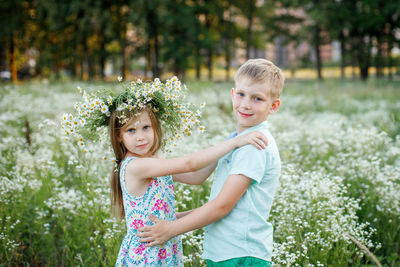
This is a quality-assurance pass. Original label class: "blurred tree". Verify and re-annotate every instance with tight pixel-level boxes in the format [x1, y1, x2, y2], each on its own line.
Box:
[234, 0, 256, 60]
[0, 0, 33, 82]
[141, 0, 163, 79]
[220, 0, 236, 81]
[261, 1, 304, 74]
[162, 0, 198, 79]
[301, 0, 333, 80]
[108, 0, 130, 80]
[322, 0, 352, 79]
[191, 1, 208, 80]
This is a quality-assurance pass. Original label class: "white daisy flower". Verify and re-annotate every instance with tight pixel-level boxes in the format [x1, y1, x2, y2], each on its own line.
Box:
[101, 106, 108, 113]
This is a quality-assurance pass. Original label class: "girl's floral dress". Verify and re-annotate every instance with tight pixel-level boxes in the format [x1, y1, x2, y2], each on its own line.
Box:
[116, 157, 183, 267]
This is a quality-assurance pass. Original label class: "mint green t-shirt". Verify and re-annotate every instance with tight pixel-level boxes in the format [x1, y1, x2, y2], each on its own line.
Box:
[203, 121, 281, 262]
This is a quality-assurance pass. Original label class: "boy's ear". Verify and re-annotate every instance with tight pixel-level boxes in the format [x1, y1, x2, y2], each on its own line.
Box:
[231, 88, 234, 100]
[269, 99, 281, 114]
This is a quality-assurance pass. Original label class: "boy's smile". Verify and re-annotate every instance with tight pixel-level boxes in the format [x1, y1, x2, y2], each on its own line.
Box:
[232, 76, 280, 133]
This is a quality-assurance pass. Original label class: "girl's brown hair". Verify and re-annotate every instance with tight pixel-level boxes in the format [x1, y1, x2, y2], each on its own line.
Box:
[109, 108, 163, 220]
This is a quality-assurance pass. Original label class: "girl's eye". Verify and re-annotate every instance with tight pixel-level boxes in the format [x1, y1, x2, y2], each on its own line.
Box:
[255, 97, 263, 101]
[127, 128, 136, 133]
[143, 125, 150, 130]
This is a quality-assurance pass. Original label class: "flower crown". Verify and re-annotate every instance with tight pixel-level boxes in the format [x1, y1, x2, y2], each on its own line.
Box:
[61, 76, 205, 153]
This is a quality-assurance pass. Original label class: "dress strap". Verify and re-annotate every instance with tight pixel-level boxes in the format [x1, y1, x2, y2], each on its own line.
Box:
[119, 157, 137, 198]
[120, 156, 136, 172]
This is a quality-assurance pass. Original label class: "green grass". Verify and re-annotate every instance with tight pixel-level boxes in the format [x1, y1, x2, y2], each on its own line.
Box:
[0, 78, 399, 266]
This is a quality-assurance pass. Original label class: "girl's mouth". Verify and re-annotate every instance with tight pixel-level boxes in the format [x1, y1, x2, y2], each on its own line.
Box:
[136, 144, 147, 149]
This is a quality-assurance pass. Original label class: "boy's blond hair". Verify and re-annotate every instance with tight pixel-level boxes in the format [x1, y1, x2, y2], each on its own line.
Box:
[234, 59, 284, 99]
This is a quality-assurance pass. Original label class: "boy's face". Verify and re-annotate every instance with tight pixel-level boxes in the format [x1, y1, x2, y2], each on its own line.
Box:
[232, 76, 280, 133]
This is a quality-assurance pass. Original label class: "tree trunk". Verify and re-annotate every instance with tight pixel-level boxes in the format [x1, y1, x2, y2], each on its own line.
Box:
[207, 47, 212, 80]
[387, 36, 393, 80]
[145, 39, 152, 80]
[225, 43, 231, 81]
[339, 29, 346, 79]
[82, 32, 89, 81]
[246, 2, 255, 60]
[358, 36, 371, 81]
[99, 29, 106, 80]
[152, 29, 161, 78]
[205, 14, 213, 80]
[195, 46, 201, 80]
[121, 31, 127, 80]
[122, 43, 128, 80]
[314, 26, 323, 80]
[375, 36, 383, 78]
[225, 3, 232, 81]
[315, 45, 322, 80]
[10, 32, 18, 83]
[0, 43, 6, 72]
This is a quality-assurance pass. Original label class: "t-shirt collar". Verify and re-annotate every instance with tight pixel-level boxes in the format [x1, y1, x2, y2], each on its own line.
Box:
[237, 120, 268, 136]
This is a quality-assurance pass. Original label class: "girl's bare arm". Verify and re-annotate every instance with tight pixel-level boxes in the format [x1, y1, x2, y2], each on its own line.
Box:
[128, 131, 267, 180]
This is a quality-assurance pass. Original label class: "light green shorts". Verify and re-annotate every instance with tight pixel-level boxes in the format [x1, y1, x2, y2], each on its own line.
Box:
[206, 257, 272, 267]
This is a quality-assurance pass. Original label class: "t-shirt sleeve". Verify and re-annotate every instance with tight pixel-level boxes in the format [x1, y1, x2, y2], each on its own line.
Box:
[229, 144, 267, 183]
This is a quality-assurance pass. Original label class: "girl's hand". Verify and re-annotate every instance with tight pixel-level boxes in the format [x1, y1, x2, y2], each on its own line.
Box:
[235, 131, 268, 150]
[137, 214, 173, 247]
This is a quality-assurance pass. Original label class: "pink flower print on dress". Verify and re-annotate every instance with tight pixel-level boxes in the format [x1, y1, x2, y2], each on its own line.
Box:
[172, 244, 178, 255]
[134, 244, 146, 255]
[130, 219, 144, 230]
[162, 200, 170, 213]
[122, 249, 127, 256]
[158, 248, 167, 260]
[130, 201, 136, 208]
[152, 199, 170, 213]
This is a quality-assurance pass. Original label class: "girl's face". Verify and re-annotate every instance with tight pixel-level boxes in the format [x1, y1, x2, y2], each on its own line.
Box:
[119, 111, 155, 158]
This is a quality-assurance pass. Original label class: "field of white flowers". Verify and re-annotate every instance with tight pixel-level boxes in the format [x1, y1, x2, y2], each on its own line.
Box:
[1, 79, 399, 266]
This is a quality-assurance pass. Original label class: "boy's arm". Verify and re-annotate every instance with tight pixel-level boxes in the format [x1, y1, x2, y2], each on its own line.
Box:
[138, 174, 252, 246]
[172, 162, 217, 185]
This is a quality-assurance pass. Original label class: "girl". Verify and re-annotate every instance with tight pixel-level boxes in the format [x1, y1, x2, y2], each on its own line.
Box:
[62, 77, 268, 267]
[111, 107, 267, 266]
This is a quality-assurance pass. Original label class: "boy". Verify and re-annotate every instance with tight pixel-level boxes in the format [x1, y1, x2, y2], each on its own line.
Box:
[138, 59, 284, 266]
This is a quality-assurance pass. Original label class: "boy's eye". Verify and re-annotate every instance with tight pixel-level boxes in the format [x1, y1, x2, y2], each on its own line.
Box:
[255, 97, 263, 101]
[237, 92, 244, 97]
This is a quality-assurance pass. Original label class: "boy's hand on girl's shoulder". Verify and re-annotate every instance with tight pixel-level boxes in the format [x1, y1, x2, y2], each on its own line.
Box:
[235, 131, 268, 150]
[137, 214, 173, 247]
